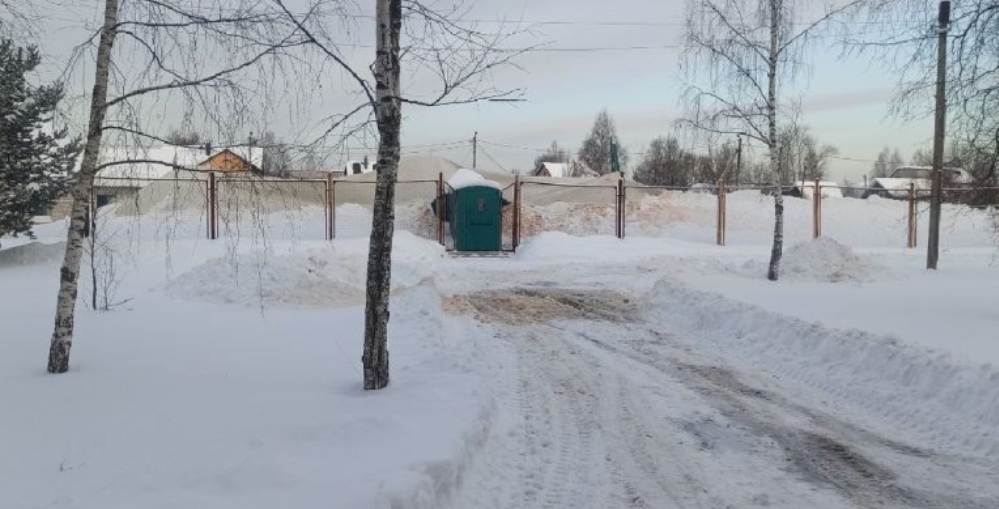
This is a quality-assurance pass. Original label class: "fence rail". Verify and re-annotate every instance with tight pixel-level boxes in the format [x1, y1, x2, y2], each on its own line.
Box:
[84, 172, 999, 251]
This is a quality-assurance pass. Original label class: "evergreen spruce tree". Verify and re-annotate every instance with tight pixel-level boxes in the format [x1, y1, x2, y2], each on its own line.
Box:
[0, 39, 81, 242]
[578, 110, 628, 175]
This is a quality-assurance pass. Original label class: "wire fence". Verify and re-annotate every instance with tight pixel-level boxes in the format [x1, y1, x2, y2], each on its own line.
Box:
[78, 172, 999, 252]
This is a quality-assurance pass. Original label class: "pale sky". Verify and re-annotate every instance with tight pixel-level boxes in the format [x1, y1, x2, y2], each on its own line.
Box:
[32, 0, 941, 183]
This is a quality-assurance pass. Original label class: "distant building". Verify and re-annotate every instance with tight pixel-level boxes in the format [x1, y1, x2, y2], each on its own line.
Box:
[198, 147, 263, 173]
[84, 145, 262, 212]
[342, 156, 377, 176]
[531, 161, 596, 178]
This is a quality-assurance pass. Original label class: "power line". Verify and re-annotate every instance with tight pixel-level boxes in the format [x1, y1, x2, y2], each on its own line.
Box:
[481, 138, 880, 164]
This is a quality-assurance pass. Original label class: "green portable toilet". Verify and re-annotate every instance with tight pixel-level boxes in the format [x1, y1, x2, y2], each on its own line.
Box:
[449, 185, 502, 251]
[443, 169, 503, 252]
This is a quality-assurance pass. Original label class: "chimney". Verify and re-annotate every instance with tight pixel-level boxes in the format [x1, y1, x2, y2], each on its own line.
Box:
[364, 155, 369, 169]
[204, 142, 212, 156]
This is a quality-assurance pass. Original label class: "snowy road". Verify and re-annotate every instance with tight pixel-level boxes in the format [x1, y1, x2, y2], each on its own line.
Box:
[441, 274, 999, 509]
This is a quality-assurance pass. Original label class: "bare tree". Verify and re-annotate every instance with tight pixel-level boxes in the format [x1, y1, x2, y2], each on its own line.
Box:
[871, 146, 905, 178]
[165, 130, 203, 147]
[0, 1, 36, 37]
[777, 123, 837, 185]
[47, 0, 306, 373]
[680, 0, 859, 280]
[634, 136, 687, 186]
[259, 131, 293, 177]
[276, 0, 524, 389]
[855, 1, 998, 153]
[533, 141, 570, 169]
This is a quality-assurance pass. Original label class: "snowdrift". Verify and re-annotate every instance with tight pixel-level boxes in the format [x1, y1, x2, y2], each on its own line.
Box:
[0, 241, 66, 267]
[642, 277, 999, 460]
[165, 232, 444, 307]
[740, 237, 889, 283]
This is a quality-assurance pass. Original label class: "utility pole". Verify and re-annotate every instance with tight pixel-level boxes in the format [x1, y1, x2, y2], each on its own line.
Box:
[472, 131, 478, 169]
[927, 0, 950, 270]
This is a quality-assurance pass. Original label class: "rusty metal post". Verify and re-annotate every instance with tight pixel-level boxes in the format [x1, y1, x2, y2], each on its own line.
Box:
[437, 172, 444, 246]
[204, 180, 211, 239]
[717, 179, 727, 246]
[721, 180, 727, 245]
[617, 176, 628, 239]
[813, 178, 821, 239]
[330, 177, 336, 240]
[513, 174, 521, 249]
[326, 173, 335, 240]
[614, 180, 620, 239]
[208, 171, 217, 240]
[908, 182, 917, 248]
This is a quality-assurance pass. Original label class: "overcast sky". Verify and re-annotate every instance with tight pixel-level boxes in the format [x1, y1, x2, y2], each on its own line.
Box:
[33, 0, 940, 182]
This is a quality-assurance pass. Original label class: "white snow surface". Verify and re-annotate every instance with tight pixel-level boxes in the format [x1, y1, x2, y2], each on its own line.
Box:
[3, 191, 999, 508]
[756, 236, 888, 283]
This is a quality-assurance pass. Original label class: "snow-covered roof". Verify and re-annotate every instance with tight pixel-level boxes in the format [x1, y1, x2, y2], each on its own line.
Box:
[447, 168, 503, 191]
[219, 146, 264, 169]
[535, 162, 569, 178]
[871, 177, 931, 192]
[93, 146, 208, 188]
[792, 181, 843, 198]
[91, 145, 265, 188]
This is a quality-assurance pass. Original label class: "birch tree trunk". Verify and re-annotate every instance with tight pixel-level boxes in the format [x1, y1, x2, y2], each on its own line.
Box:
[47, 0, 119, 373]
[362, 0, 402, 390]
[765, 0, 784, 282]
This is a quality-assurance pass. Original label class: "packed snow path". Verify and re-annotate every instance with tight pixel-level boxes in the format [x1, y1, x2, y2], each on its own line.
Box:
[441, 277, 999, 509]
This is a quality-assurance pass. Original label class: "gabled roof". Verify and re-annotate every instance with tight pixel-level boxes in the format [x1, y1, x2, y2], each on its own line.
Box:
[92, 145, 265, 188]
[536, 162, 568, 178]
[93, 146, 207, 188]
[205, 146, 264, 170]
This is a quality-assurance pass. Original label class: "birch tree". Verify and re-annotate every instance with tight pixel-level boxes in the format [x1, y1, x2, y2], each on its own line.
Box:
[680, 0, 859, 280]
[276, 0, 524, 389]
[47, 0, 306, 373]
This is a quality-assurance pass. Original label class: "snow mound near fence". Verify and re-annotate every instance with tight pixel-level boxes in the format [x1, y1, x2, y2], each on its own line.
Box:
[642, 277, 999, 460]
[165, 232, 444, 307]
[0, 241, 66, 267]
[779, 236, 888, 282]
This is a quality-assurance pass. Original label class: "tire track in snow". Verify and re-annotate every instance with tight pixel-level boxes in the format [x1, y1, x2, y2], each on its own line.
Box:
[444, 286, 999, 509]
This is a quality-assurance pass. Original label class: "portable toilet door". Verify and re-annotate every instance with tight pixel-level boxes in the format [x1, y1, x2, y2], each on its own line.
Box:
[451, 185, 502, 252]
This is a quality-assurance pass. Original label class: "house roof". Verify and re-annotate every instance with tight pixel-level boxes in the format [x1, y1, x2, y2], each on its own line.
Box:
[202, 147, 264, 170]
[91, 145, 266, 188]
[534, 162, 569, 178]
[93, 146, 208, 188]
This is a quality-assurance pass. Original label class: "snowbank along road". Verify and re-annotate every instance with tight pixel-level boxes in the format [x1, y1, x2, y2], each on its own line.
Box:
[439, 262, 999, 509]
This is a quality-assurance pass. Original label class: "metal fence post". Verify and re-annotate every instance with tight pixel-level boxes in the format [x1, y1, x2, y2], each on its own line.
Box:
[813, 178, 821, 239]
[208, 171, 217, 240]
[437, 172, 444, 246]
[908, 182, 917, 248]
[614, 180, 620, 239]
[513, 175, 521, 249]
[620, 177, 627, 239]
[717, 179, 726, 246]
[326, 173, 335, 240]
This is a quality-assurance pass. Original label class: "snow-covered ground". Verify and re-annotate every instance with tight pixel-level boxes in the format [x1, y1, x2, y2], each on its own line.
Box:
[2, 192, 998, 508]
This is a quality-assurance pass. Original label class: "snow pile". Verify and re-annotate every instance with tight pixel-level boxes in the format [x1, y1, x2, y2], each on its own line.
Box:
[642, 277, 999, 460]
[165, 232, 444, 307]
[773, 236, 888, 282]
[0, 241, 66, 267]
[447, 168, 503, 191]
[0, 269, 499, 508]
